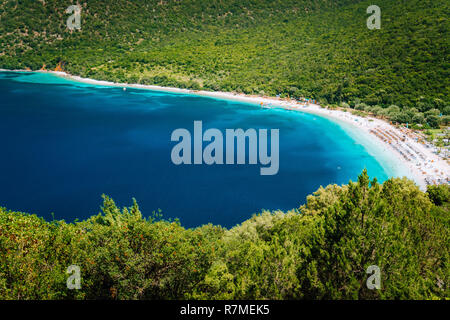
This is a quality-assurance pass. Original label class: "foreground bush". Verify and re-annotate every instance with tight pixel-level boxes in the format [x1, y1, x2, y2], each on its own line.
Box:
[0, 170, 448, 299]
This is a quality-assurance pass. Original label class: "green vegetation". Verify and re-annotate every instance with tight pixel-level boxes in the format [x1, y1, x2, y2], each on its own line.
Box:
[0, 0, 449, 128]
[424, 128, 450, 147]
[1, 171, 448, 299]
[0, 1, 448, 300]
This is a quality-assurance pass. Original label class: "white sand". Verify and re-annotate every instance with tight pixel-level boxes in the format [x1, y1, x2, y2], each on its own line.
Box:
[3, 69, 449, 190]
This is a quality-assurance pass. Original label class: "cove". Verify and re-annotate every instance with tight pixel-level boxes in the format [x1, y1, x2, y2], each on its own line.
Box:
[0, 71, 389, 228]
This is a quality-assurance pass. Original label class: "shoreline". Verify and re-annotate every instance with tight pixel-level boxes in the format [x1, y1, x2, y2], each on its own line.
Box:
[2, 69, 448, 190]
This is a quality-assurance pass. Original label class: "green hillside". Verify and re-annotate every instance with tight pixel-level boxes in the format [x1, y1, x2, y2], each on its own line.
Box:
[1, 0, 449, 119]
[0, 171, 448, 299]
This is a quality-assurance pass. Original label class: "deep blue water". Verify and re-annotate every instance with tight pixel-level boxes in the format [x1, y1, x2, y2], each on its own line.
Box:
[0, 72, 389, 228]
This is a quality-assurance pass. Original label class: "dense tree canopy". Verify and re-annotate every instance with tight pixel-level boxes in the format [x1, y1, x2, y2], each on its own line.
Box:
[1, 171, 448, 299]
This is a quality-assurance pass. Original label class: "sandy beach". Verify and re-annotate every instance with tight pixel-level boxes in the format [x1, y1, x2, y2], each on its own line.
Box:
[3, 69, 449, 190]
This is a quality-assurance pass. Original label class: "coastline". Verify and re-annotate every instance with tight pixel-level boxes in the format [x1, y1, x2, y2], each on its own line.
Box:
[2, 69, 448, 190]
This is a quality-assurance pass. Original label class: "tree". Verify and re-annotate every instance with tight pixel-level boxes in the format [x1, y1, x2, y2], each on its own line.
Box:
[426, 115, 440, 128]
[427, 185, 450, 206]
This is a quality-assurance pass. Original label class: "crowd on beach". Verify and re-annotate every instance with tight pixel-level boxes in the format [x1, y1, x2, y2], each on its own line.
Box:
[368, 127, 448, 186]
[256, 97, 449, 190]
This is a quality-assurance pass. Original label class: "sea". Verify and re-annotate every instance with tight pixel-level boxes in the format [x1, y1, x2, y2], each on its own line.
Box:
[0, 71, 391, 228]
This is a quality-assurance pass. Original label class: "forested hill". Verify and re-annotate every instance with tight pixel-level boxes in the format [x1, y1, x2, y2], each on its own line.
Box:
[0, 0, 448, 112]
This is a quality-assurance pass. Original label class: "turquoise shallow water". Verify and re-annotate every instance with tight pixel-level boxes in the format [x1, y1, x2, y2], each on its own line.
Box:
[0, 71, 389, 227]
